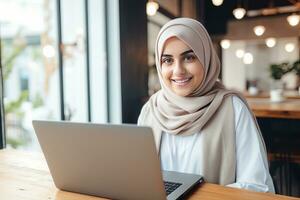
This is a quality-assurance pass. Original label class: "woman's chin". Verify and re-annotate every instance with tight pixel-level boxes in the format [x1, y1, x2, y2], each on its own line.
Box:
[172, 88, 193, 97]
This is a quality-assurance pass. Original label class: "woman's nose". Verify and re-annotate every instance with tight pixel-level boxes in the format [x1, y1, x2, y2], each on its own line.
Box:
[173, 61, 186, 75]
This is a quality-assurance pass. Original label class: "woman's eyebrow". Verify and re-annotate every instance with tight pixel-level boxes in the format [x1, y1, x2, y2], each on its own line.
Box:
[161, 49, 193, 57]
[161, 54, 172, 57]
[180, 49, 193, 56]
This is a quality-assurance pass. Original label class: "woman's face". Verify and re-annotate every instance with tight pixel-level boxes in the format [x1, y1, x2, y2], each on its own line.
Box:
[161, 37, 204, 97]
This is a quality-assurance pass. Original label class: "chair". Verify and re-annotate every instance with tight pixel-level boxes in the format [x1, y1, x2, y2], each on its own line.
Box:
[257, 118, 300, 197]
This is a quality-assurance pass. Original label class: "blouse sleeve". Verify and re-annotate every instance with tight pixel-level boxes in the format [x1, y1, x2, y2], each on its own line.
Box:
[137, 102, 150, 126]
[226, 96, 275, 193]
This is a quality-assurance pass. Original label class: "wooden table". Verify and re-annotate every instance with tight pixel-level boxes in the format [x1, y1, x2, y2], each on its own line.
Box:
[0, 150, 299, 200]
[247, 98, 300, 119]
[244, 91, 300, 100]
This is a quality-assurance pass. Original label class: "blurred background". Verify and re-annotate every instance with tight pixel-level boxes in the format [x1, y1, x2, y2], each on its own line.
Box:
[0, 0, 299, 197]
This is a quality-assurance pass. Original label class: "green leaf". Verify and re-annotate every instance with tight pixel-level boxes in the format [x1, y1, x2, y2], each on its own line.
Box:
[5, 91, 29, 114]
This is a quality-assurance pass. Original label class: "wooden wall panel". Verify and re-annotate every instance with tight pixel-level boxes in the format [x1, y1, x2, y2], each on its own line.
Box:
[119, 0, 149, 123]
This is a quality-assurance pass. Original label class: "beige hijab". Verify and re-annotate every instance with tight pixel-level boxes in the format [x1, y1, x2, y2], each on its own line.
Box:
[140, 18, 262, 139]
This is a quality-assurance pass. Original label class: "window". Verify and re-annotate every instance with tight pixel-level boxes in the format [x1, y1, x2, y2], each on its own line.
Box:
[0, 0, 108, 151]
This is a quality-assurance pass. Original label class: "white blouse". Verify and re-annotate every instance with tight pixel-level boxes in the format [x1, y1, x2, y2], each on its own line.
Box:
[160, 96, 275, 193]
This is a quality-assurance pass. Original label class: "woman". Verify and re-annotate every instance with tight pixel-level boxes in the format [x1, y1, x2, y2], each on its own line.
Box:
[138, 18, 274, 192]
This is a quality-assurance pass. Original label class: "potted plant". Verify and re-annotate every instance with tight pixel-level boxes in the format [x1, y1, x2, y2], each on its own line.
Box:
[292, 60, 300, 93]
[269, 62, 294, 102]
[269, 62, 290, 92]
[269, 64, 283, 80]
[292, 60, 300, 76]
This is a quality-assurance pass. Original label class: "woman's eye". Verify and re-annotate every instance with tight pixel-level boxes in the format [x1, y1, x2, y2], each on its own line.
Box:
[184, 54, 196, 62]
[162, 58, 173, 65]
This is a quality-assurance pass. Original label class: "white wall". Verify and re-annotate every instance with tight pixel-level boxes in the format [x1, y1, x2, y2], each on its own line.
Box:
[222, 38, 299, 92]
[222, 41, 246, 91]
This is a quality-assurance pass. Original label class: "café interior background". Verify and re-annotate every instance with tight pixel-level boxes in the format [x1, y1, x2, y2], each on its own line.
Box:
[1, 0, 300, 183]
[0, 0, 299, 151]
[1, 0, 300, 197]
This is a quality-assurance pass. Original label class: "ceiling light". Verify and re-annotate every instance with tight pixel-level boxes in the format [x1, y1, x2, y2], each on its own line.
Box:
[243, 53, 253, 64]
[212, 0, 223, 6]
[235, 49, 245, 58]
[285, 43, 295, 52]
[287, 13, 300, 26]
[233, 8, 246, 19]
[253, 25, 265, 36]
[265, 38, 276, 48]
[146, 1, 159, 16]
[220, 39, 230, 49]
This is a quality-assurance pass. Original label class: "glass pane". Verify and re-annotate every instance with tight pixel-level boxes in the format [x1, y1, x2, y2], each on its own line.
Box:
[61, 0, 88, 122]
[0, 0, 60, 151]
[89, 0, 108, 123]
[60, 0, 108, 123]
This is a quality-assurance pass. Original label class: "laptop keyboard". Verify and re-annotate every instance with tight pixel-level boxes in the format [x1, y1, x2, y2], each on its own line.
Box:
[164, 181, 182, 195]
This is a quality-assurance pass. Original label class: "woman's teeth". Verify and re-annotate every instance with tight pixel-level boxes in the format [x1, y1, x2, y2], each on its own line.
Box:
[172, 78, 191, 84]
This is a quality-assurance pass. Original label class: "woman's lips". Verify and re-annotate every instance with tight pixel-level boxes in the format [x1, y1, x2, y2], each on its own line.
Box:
[171, 77, 192, 86]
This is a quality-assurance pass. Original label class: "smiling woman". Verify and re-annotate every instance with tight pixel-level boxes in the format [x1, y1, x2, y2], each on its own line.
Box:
[138, 17, 275, 193]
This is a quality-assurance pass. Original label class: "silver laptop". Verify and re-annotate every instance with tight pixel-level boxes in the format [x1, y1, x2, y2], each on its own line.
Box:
[33, 120, 203, 200]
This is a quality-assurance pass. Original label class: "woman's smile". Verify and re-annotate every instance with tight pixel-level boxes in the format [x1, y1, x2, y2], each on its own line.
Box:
[171, 77, 193, 86]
